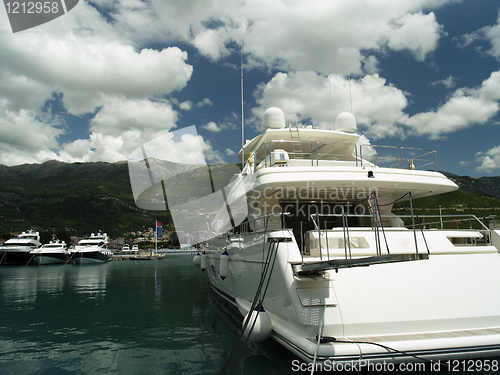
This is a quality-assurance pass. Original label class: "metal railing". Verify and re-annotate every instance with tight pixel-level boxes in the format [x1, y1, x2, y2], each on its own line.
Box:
[294, 193, 433, 272]
[400, 147, 437, 171]
[360, 145, 437, 170]
[307, 192, 402, 263]
[302, 191, 490, 264]
[304, 212, 490, 260]
[253, 139, 359, 168]
[252, 140, 438, 171]
[398, 214, 490, 232]
[213, 190, 491, 271]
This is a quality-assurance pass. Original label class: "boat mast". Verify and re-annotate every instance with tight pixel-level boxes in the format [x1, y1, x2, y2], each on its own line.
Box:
[240, 31, 245, 164]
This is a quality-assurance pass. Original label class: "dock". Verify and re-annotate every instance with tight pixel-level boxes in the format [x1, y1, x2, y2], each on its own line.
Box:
[111, 253, 165, 261]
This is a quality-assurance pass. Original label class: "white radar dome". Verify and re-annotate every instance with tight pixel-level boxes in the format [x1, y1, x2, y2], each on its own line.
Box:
[334, 112, 357, 133]
[263, 107, 285, 129]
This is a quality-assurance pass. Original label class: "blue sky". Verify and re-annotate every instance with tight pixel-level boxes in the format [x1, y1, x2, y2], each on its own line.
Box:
[1, 0, 500, 177]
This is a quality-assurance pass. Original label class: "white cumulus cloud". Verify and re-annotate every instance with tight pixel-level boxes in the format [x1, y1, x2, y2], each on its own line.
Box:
[0, 0, 193, 166]
[202, 122, 222, 132]
[476, 146, 500, 173]
[252, 71, 408, 138]
[403, 70, 500, 139]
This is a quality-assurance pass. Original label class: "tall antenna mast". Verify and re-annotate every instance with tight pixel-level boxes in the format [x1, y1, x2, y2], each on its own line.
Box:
[288, 85, 291, 128]
[329, 75, 332, 129]
[347, 57, 353, 113]
[345, 28, 353, 114]
[241, 49, 244, 157]
[240, 26, 245, 164]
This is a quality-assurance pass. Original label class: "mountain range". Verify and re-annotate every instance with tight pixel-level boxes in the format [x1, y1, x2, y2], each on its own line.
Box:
[0, 160, 499, 238]
[0, 159, 238, 239]
[442, 172, 500, 200]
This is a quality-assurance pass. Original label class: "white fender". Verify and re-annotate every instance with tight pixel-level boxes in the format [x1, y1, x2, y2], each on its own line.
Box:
[200, 251, 207, 271]
[219, 250, 230, 280]
[242, 306, 273, 343]
[193, 253, 201, 267]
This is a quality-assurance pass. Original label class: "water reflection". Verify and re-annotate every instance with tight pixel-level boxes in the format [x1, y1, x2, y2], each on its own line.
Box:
[69, 263, 110, 298]
[0, 259, 296, 374]
[0, 263, 110, 306]
[1, 274, 38, 305]
[155, 261, 162, 308]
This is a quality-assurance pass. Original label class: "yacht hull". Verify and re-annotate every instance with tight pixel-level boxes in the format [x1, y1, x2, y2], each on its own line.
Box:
[206, 229, 500, 364]
[0, 249, 34, 265]
[73, 251, 111, 264]
[33, 253, 69, 265]
[72, 232, 111, 264]
[1, 230, 41, 265]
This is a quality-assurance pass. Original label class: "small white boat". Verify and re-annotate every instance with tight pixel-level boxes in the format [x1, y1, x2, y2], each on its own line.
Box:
[31, 239, 69, 265]
[131, 244, 139, 254]
[122, 244, 130, 254]
[72, 232, 112, 264]
[0, 230, 41, 265]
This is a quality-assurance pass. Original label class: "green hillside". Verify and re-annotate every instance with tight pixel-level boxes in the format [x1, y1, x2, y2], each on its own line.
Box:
[0, 160, 171, 238]
[0, 160, 239, 239]
[394, 188, 500, 230]
[1, 161, 499, 238]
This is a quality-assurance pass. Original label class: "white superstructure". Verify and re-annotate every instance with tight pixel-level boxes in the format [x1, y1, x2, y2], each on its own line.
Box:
[203, 107, 500, 365]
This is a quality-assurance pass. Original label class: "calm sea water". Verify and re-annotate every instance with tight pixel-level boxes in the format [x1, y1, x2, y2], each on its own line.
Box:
[0, 257, 297, 375]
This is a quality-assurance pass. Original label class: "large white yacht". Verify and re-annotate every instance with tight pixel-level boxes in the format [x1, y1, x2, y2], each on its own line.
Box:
[203, 107, 500, 365]
[0, 230, 41, 265]
[72, 232, 112, 264]
[31, 239, 70, 265]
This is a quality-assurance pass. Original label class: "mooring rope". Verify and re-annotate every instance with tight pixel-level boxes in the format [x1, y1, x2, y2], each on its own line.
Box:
[25, 253, 35, 266]
[220, 217, 280, 375]
[64, 251, 76, 265]
[227, 240, 279, 375]
[310, 304, 326, 375]
[0, 250, 7, 265]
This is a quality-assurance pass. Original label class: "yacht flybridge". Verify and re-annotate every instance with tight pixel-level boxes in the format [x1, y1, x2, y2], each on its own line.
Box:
[203, 107, 500, 365]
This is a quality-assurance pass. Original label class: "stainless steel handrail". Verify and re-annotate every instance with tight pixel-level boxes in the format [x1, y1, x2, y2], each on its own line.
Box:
[254, 139, 358, 168]
[305, 213, 490, 262]
[254, 140, 438, 171]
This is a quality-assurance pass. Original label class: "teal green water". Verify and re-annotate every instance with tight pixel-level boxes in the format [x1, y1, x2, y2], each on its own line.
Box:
[0, 257, 295, 375]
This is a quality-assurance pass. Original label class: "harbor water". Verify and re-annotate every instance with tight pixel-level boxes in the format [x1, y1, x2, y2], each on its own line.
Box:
[0, 257, 296, 375]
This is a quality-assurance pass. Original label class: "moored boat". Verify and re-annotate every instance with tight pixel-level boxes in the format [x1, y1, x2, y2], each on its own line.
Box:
[72, 232, 112, 264]
[0, 230, 41, 265]
[201, 107, 500, 365]
[31, 239, 70, 265]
